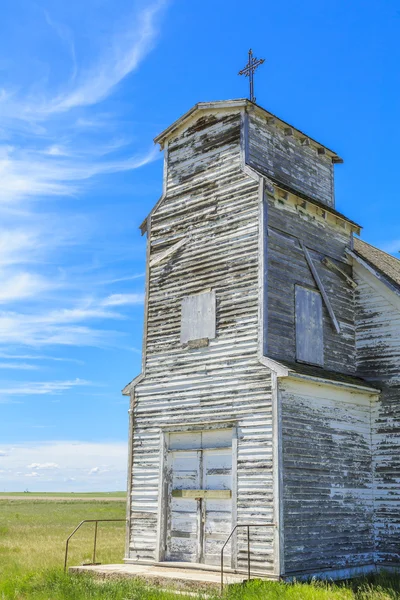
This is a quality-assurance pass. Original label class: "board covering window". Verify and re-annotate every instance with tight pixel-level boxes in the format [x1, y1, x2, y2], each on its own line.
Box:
[181, 291, 216, 344]
[295, 285, 324, 366]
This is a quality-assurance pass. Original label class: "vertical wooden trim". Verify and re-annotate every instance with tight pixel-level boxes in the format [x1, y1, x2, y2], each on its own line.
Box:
[370, 397, 377, 564]
[240, 109, 249, 169]
[197, 449, 204, 563]
[257, 178, 267, 358]
[272, 373, 284, 577]
[231, 426, 238, 570]
[162, 141, 169, 197]
[155, 430, 168, 562]
[141, 215, 152, 373]
[124, 395, 135, 559]
[263, 182, 268, 355]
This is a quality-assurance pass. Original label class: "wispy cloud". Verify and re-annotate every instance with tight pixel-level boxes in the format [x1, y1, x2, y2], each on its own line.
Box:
[0, 378, 89, 397]
[42, 2, 165, 115]
[0, 1, 159, 425]
[0, 273, 54, 303]
[0, 352, 84, 365]
[102, 293, 144, 306]
[0, 441, 127, 491]
[0, 362, 39, 370]
[27, 462, 59, 470]
[0, 1, 166, 121]
[0, 144, 158, 204]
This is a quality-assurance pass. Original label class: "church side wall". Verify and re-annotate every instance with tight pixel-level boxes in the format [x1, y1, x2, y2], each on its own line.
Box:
[280, 379, 377, 577]
[265, 190, 356, 375]
[128, 112, 276, 573]
[355, 267, 400, 566]
[248, 112, 335, 208]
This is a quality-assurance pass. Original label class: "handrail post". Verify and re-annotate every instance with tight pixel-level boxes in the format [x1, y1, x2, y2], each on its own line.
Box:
[93, 521, 98, 564]
[219, 523, 275, 594]
[63, 519, 126, 574]
[64, 539, 69, 573]
[221, 545, 224, 593]
[247, 525, 250, 582]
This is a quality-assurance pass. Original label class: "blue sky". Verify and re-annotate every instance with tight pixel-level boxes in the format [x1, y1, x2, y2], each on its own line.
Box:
[0, 0, 399, 491]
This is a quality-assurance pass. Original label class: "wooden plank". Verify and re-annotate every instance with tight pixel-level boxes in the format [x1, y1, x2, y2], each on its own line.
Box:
[172, 489, 232, 499]
[150, 237, 186, 267]
[322, 257, 357, 289]
[180, 291, 216, 344]
[301, 241, 341, 334]
[295, 286, 324, 366]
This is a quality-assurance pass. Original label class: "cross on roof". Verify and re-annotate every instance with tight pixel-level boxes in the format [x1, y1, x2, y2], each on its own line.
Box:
[238, 49, 265, 104]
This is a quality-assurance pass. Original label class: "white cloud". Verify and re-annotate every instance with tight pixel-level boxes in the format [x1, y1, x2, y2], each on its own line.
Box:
[27, 462, 59, 470]
[0, 273, 54, 303]
[0, 362, 38, 370]
[39, 2, 165, 115]
[0, 378, 89, 397]
[89, 467, 100, 475]
[102, 293, 145, 306]
[0, 2, 160, 386]
[0, 1, 166, 121]
[0, 144, 158, 204]
[0, 353, 84, 365]
[0, 229, 40, 266]
[0, 441, 127, 492]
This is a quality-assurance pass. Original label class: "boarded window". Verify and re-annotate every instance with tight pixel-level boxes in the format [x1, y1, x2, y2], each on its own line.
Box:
[181, 291, 216, 344]
[295, 286, 324, 366]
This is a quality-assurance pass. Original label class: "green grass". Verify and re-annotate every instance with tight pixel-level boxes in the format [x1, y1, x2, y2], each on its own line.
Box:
[0, 497, 399, 600]
[0, 498, 126, 576]
[1, 571, 400, 600]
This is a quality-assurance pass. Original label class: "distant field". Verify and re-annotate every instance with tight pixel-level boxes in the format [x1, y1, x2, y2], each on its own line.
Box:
[0, 496, 126, 577]
[0, 495, 399, 600]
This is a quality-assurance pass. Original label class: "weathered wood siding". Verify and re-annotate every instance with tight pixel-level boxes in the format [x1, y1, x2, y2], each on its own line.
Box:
[265, 190, 356, 373]
[355, 268, 400, 566]
[280, 379, 376, 575]
[129, 111, 276, 572]
[248, 112, 335, 207]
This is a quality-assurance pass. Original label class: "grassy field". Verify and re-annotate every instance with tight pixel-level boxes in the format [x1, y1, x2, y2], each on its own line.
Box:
[0, 496, 126, 576]
[0, 496, 399, 600]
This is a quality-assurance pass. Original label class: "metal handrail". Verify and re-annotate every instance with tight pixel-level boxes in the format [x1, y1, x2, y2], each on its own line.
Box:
[220, 523, 275, 592]
[64, 519, 127, 572]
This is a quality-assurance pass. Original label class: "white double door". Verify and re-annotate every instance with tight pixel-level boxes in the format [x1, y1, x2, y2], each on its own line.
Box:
[165, 430, 233, 566]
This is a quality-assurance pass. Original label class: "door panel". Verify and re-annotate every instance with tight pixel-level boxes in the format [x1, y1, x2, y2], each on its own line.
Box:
[166, 451, 200, 562]
[203, 451, 232, 566]
[171, 451, 200, 490]
[165, 430, 233, 565]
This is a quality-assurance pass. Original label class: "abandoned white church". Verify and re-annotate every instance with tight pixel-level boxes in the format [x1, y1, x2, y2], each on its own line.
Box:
[122, 98, 400, 580]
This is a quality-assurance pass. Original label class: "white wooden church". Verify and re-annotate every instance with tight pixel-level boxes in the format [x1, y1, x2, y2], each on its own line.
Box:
[122, 97, 400, 580]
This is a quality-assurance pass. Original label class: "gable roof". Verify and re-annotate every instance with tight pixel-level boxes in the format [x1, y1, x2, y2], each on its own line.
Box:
[154, 99, 343, 163]
[353, 238, 400, 290]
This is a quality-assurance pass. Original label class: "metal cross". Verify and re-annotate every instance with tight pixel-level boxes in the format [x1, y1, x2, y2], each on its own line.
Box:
[238, 49, 265, 104]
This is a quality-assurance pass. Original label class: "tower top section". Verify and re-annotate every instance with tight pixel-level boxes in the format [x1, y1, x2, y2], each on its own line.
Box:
[154, 99, 343, 167]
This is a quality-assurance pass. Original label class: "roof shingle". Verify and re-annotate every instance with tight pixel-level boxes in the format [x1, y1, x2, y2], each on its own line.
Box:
[353, 238, 400, 289]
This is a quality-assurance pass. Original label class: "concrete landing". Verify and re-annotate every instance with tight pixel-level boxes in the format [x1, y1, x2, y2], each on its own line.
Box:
[69, 563, 247, 591]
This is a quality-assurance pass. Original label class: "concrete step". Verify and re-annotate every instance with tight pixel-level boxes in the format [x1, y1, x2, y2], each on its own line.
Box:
[69, 563, 249, 592]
